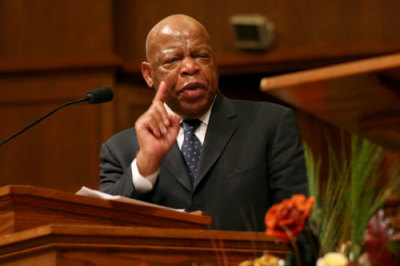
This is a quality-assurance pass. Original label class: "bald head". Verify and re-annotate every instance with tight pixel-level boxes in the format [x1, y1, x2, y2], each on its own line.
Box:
[145, 14, 211, 60]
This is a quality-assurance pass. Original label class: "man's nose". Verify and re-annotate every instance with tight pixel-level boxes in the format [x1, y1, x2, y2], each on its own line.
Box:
[180, 57, 199, 76]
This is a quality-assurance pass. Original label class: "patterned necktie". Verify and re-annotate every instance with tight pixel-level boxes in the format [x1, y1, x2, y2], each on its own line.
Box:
[181, 119, 203, 184]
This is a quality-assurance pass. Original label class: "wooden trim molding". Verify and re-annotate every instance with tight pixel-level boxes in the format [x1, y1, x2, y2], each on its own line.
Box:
[0, 224, 289, 265]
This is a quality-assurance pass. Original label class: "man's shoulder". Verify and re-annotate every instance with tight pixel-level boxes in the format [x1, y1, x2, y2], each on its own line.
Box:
[222, 95, 291, 116]
[231, 98, 287, 109]
[100, 127, 138, 167]
[104, 127, 137, 148]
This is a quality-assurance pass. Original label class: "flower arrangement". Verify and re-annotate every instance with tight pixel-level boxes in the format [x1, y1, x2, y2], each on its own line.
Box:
[305, 134, 400, 265]
[240, 133, 400, 266]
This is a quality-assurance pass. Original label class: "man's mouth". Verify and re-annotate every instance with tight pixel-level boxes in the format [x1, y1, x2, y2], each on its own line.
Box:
[181, 82, 207, 91]
[179, 82, 207, 99]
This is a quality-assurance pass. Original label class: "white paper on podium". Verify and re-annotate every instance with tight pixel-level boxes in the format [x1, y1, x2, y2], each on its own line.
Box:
[76, 186, 184, 212]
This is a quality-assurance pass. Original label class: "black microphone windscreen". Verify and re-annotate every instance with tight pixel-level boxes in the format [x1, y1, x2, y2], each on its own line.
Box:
[86, 87, 114, 104]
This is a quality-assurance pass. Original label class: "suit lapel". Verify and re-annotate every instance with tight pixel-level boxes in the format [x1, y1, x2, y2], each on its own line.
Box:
[163, 143, 192, 191]
[162, 92, 239, 191]
[194, 93, 239, 188]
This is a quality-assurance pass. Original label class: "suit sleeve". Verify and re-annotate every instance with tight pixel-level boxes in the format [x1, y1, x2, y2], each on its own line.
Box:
[98, 142, 137, 197]
[268, 107, 309, 204]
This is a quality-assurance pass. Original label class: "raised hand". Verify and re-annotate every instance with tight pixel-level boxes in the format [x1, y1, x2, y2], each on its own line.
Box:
[135, 81, 181, 176]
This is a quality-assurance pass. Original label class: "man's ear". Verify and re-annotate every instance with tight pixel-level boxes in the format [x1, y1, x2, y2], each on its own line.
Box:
[141, 61, 154, 88]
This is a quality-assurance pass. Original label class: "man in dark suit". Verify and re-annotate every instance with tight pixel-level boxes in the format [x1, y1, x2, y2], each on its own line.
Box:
[99, 14, 308, 232]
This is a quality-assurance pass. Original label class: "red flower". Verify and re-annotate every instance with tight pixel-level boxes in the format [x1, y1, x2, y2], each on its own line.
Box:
[265, 194, 315, 242]
[361, 210, 396, 266]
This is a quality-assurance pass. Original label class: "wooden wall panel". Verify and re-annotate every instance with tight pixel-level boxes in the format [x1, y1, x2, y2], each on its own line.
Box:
[0, 0, 118, 193]
[0, 71, 115, 192]
[115, 81, 155, 131]
[0, 0, 114, 63]
[114, 0, 400, 74]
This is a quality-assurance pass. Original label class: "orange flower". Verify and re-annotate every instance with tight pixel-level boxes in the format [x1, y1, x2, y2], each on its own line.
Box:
[265, 194, 315, 242]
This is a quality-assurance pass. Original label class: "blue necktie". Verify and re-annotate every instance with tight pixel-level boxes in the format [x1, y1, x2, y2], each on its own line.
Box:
[181, 119, 203, 184]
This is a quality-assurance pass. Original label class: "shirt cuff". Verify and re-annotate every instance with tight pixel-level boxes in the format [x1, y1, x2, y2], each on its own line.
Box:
[131, 158, 159, 193]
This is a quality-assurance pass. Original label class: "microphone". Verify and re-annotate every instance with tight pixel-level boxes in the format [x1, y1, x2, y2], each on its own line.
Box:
[0, 87, 113, 147]
[86, 87, 114, 104]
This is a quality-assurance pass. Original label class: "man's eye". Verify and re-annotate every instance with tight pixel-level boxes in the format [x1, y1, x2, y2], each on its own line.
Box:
[197, 54, 209, 59]
[164, 58, 178, 64]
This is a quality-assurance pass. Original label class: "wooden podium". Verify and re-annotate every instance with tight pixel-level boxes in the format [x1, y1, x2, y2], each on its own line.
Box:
[0, 186, 289, 265]
[260, 52, 400, 152]
[0, 185, 211, 236]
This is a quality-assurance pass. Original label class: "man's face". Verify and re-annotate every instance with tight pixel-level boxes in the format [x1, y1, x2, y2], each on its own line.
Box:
[143, 19, 218, 119]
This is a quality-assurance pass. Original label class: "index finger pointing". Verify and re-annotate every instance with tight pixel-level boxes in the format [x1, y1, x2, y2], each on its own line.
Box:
[153, 81, 168, 103]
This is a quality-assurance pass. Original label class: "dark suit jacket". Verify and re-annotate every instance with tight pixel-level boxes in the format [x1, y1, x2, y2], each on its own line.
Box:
[99, 92, 308, 231]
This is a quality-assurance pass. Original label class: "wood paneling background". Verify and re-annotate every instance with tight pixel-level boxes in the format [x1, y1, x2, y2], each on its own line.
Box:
[115, 0, 400, 74]
[0, 0, 118, 192]
[0, 0, 399, 193]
